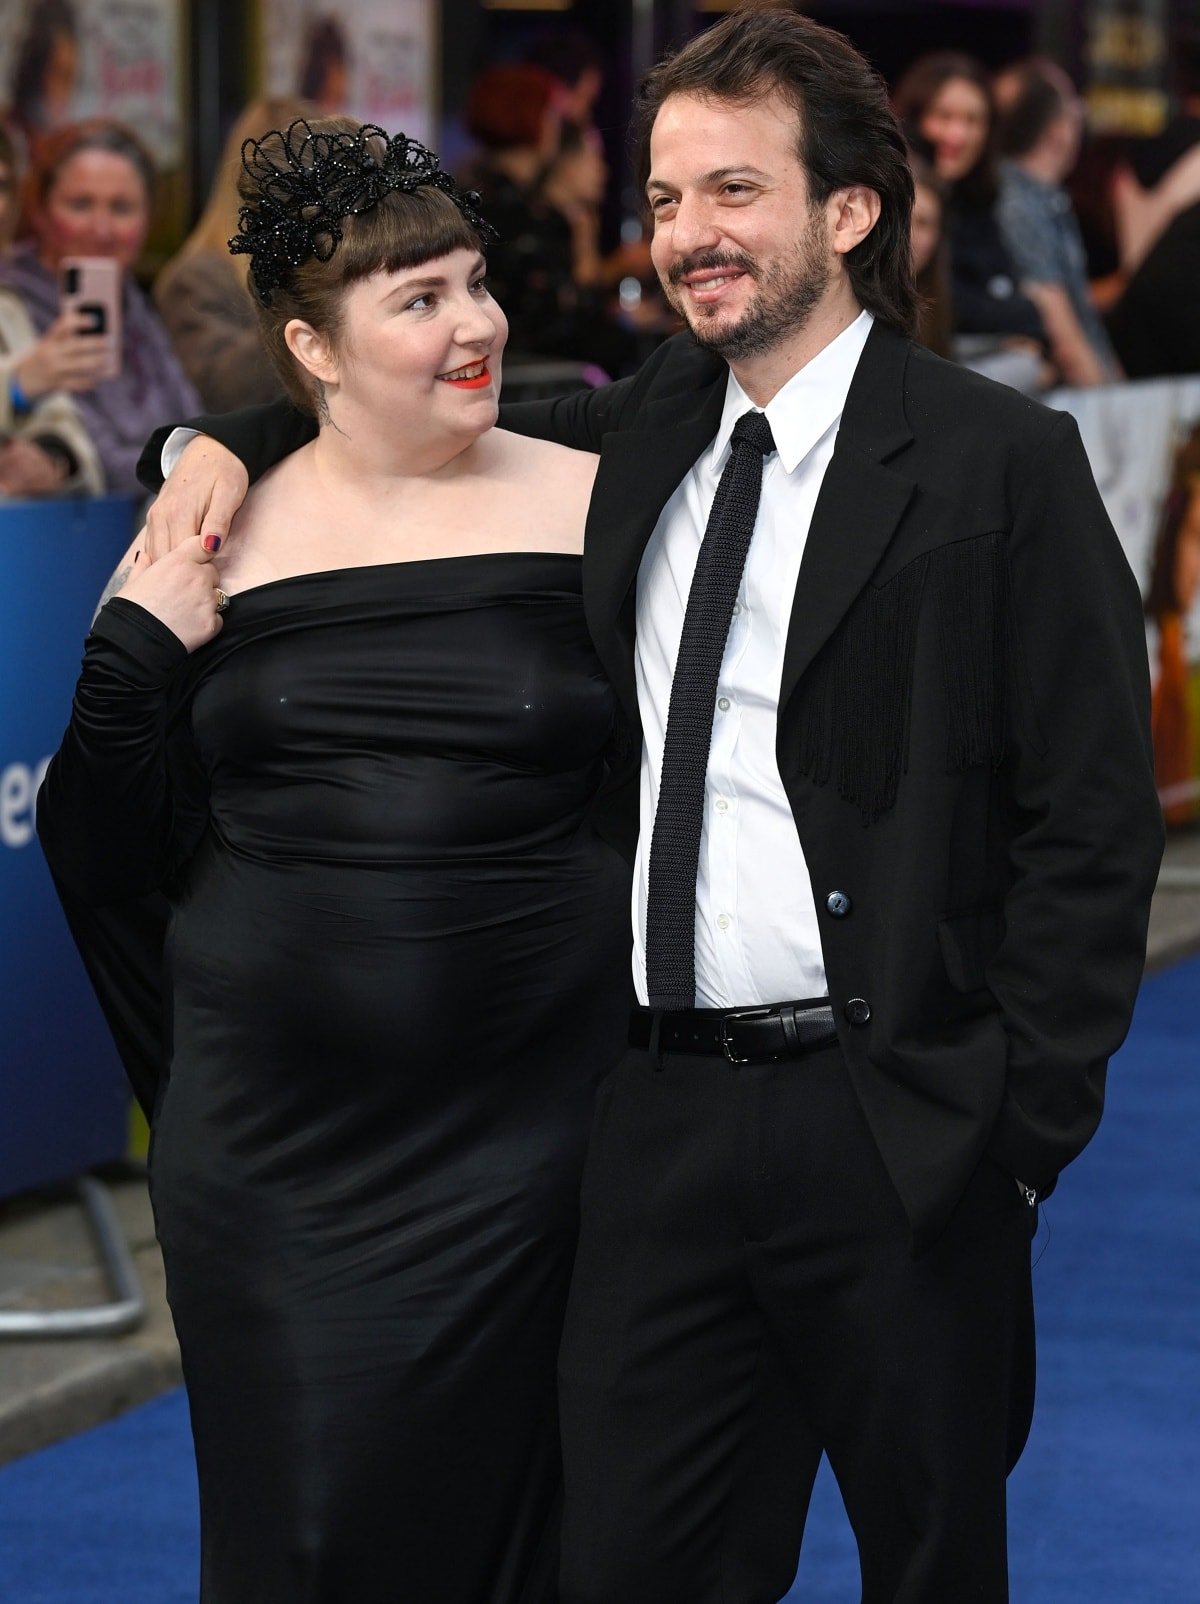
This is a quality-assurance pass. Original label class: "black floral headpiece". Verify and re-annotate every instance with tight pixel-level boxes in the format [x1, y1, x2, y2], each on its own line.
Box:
[229, 119, 496, 305]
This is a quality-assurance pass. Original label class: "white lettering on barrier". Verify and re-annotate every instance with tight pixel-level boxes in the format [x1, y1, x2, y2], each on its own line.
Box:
[1, 758, 52, 849]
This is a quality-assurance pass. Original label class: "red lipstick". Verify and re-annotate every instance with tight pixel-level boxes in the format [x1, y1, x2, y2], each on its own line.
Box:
[439, 362, 491, 390]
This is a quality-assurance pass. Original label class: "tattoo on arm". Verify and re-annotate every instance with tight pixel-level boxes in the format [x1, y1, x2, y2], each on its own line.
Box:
[93, 561, 133, 622]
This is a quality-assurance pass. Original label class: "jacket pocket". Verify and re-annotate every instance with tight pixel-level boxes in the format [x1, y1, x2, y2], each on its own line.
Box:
[936, 904, 1004, 994]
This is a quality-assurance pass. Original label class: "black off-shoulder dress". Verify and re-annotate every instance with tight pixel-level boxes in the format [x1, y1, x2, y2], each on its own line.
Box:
[39, 553, 631, 1604]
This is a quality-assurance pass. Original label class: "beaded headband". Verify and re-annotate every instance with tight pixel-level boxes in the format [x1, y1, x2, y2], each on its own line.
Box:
[229, 118, 495, 305]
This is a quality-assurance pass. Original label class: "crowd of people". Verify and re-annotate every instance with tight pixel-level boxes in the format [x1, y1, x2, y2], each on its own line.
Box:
[2, 28, 1199, 513]
[5, 3, 1176, 1601]
[35, 6, 1166, 1599]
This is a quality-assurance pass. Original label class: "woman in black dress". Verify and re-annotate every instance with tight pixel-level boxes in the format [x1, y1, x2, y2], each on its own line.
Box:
[38, 119, 631, 1603]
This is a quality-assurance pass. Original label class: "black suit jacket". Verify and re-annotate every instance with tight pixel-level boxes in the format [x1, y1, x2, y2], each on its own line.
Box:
[141, 322, 1163, 1249]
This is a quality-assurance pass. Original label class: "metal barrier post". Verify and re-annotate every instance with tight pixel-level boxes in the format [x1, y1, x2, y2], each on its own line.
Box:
[0, 1175, 146, 1339]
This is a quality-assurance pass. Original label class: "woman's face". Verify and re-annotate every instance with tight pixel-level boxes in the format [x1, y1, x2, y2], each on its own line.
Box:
[316, 247, 508, 443]
[36, 148, 150, 272]
[920, 76, 991, 183]
[910, 181, 943, 276]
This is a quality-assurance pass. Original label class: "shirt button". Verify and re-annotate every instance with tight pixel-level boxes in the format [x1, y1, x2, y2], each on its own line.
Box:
[825, 890, 851, 918]
[731, 603, 742, 617]
[717, 696, 731, 712]
[844, 997, 871, 1027]
[716, 913, 731, 930]
[715, 797, 729, 813]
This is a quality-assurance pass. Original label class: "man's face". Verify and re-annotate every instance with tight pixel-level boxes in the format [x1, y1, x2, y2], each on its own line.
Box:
[646, 91, 834, 365]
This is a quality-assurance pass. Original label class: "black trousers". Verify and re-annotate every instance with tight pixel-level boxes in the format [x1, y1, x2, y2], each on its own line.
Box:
[557, 1040, 1036, 1604]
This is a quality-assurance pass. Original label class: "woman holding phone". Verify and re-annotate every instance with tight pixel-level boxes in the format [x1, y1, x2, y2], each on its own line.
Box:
[39, 118, 630, 1603]
[0, 117, 103, 496]
[0, 118, 199, 499]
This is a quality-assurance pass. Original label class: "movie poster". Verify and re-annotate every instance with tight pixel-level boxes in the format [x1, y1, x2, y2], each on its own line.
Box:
[258, 0, 436, 146]
[0, 0, 184, 169]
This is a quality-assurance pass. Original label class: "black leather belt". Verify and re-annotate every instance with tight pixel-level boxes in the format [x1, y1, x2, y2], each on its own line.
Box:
[629, 1000, 838, 1066]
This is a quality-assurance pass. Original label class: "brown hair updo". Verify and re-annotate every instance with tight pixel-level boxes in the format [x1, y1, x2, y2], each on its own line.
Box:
[235, 116, 488, 414]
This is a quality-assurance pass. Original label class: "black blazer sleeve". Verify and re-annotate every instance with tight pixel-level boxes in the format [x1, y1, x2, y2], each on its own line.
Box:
[983, 409, 1164, 1188]
[499, 332, 708, 448]
[137, 399, 317, 492]
[499, 368, 646, 450]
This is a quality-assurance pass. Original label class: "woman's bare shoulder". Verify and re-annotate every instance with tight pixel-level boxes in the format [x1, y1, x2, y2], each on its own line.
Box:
[491, 427, 599, 483]
[218, 453, 309, 589]
[484, 430, 597, 554]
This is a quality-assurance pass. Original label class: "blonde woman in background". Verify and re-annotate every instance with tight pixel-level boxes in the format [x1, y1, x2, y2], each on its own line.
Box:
[154, 98, 310, 412]
[0, 118, 102, 497]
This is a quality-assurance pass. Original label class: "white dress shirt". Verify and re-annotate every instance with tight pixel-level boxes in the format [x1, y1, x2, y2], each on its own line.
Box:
[632, 310, 874, 1007]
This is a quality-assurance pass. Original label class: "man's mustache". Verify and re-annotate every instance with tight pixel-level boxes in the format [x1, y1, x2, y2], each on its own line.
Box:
[666, 249, 758, 286]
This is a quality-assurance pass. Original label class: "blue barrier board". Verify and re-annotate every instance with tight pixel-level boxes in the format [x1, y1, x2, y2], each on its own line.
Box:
[1, 496, 137, 1198]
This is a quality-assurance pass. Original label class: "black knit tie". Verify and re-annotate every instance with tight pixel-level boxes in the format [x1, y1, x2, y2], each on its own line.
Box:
[645, 409, 777, 1009]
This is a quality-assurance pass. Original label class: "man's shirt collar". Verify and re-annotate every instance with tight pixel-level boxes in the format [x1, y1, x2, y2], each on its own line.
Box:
[709, 308, 874, 477]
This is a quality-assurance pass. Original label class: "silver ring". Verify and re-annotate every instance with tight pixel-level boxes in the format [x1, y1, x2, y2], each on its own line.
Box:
[215, 589, 230, 614]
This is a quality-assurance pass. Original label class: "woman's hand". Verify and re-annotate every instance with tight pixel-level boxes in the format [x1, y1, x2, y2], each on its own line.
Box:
[118, 535, 227, 653]
[16, 311, 114, 398]
[0, 438, 68, 496]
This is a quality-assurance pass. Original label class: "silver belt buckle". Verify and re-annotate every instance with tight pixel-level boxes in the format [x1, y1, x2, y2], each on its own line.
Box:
[719, 1006, 775, 1066]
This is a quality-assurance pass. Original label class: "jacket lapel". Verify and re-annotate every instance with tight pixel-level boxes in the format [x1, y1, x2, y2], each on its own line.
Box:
[584, 378, 727, 724]
[778, 324, 917, 716]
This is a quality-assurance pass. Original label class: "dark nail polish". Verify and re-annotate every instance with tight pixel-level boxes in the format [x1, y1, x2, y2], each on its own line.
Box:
[202, 534, 222, 553]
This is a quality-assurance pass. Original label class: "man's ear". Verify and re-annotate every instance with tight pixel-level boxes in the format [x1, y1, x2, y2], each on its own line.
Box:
[284, 318, 338, 387]
[830, 185, 882, 256]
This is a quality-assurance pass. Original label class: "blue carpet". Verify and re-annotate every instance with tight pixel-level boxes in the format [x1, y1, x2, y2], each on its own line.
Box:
[787, 957, 1200, 1602]
[2, 959, 1197, 1602]
[0, 1389, 198, 1602]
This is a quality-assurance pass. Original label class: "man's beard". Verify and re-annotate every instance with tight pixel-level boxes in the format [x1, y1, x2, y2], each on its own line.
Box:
[664, 217, 831, 362]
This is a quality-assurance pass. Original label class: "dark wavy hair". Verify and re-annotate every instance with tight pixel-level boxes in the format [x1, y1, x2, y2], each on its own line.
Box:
[995, 58, 1074, 161]
[299, 19, 348, 104]
[11, 0, 77, 128]
[630, 2, 917, 337]
[893, 51, 998, 209]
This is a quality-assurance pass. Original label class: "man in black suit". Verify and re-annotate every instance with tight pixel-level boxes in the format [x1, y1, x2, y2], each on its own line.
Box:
[140, 9, 1161, 1599]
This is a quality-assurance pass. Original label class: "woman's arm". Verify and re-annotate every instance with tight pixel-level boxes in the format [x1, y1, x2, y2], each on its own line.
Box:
[18, 389, 106, 494]
[38, 538, 223, 903]
[0, 294, 106, 493]
[38, 598, 191, 902]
